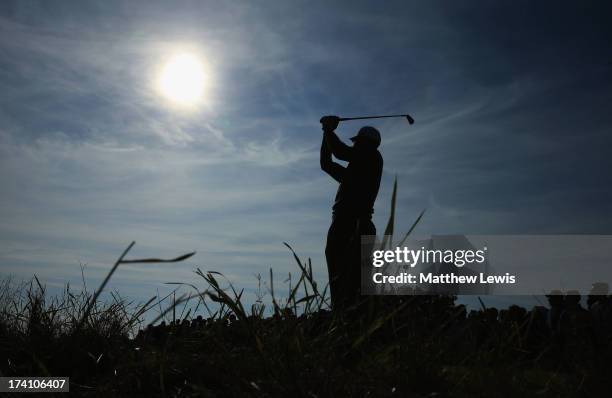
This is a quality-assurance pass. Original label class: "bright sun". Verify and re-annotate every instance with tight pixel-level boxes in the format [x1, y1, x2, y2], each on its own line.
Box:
[158, 53, 208, 107]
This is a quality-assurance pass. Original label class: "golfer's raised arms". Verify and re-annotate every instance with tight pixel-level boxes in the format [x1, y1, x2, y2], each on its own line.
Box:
[320, 131, 345, 183]
[320, 115, 353, 161]
[324, 131, 353, 162]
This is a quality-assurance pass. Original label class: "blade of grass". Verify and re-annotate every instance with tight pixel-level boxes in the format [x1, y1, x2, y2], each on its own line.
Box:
[381, 176, 398, 250]
[397, 208, 426, 247]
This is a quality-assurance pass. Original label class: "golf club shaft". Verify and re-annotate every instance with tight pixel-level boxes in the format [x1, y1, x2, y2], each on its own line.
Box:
[339, 114, 414, 124]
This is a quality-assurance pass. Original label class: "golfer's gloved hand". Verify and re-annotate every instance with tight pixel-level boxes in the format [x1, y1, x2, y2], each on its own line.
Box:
[320, 115, 340, 132]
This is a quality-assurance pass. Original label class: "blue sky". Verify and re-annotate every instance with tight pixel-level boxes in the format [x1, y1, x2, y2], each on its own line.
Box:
[0, 1, 611, 306]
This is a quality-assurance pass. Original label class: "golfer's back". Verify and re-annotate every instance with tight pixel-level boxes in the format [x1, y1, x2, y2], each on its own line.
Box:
[332, 147, 383, 218]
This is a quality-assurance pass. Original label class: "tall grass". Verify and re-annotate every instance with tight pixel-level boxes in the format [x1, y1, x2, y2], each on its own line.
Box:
[0, 179, 609, 396]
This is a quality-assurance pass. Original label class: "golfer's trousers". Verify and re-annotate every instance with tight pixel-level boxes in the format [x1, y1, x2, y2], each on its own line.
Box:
[325, 213, 376, 310]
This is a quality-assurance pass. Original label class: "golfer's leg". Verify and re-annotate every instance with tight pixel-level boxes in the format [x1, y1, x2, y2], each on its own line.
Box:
[354, 220, 377, 305]
[335, 218, 359, 309]
[345, 234, 361, 308]
[325, 218, 342, 308]
[360, 220, 377, 263]
[327, 216, 357, 310]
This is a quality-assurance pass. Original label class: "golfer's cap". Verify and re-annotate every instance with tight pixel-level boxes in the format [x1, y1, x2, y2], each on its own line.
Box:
[350, 126, 381, 147]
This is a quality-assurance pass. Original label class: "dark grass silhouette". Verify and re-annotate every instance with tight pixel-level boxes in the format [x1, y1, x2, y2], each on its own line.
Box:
[1, 181, 611, 397]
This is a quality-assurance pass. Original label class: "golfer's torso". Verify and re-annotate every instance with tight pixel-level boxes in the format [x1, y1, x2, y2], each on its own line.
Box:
[332, 149, 382, 217]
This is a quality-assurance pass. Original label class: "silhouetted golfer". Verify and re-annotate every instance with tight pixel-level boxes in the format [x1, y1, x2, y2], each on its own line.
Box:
[320, 115, 383, 310]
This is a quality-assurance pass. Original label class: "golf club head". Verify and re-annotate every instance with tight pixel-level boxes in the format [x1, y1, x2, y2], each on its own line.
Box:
[406, 115, 415, 125]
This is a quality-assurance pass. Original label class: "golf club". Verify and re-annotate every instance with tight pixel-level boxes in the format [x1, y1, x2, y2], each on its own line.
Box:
[339, 113, 415, 125]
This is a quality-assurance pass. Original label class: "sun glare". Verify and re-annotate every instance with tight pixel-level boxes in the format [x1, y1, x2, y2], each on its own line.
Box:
[158, 53, 208, 107]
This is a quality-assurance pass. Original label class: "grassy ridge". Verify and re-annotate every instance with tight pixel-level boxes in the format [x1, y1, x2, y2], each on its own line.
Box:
[1, 180, 610, 396]
[1, 246, 610, 397]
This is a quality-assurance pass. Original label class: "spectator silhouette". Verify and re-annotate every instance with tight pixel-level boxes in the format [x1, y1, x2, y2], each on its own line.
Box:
[320, 115, 383, 310]
[560, 291, 592, 359]
[587, 282, 609, 310]
[588, 283, 612, 344]
[546, 290, 565, 334]
[560, 291, 589, 334]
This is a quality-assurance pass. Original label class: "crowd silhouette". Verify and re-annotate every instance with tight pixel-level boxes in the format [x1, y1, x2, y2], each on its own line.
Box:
[138, 283, 612, 367]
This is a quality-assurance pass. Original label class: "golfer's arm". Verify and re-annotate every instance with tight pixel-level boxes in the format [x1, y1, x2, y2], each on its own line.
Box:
[324, 130, 353, 161]
[321, 134, 345, 183]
